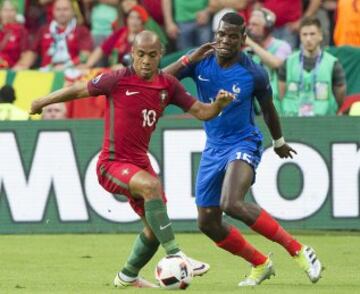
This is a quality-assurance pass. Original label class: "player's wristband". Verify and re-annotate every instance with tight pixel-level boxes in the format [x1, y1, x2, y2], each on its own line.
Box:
[273, 137, 285, 148]
[180, 55, 191, 67]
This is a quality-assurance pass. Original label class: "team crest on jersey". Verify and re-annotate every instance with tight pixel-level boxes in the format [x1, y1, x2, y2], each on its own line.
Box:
[159, 90, 168, 107]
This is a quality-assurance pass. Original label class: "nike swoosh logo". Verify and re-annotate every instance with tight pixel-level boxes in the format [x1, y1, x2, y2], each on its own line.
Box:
[198, 75, 210, 82]
[160, 223, 172, 230]
[126, 90, 139, 96]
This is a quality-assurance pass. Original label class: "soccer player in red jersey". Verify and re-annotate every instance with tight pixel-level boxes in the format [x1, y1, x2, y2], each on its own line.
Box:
[30, 31, 235, 289]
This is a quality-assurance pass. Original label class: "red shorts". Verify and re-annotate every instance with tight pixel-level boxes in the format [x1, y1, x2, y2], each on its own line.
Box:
[96, 160, 166, 216]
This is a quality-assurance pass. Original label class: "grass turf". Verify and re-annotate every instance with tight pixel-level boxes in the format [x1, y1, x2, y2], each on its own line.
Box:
[0, 233, 359, 293]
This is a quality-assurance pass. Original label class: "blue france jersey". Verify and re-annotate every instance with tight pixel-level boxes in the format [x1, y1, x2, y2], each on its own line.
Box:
[180, 52, 272, 146]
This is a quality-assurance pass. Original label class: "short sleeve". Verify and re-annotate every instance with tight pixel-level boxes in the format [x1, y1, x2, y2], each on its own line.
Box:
[87, 69, 126, 96]
[253, 65, 273, 102]
[168, 75, 196, 111]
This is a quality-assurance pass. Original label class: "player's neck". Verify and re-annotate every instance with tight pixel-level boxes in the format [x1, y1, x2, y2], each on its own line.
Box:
[216, 54, 238, 68]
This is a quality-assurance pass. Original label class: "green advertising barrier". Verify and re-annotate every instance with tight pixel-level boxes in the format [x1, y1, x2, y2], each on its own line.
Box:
[0, 117, 360, 234]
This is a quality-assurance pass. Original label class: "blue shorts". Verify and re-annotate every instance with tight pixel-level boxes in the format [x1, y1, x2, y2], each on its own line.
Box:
[195, 137, 263, 207]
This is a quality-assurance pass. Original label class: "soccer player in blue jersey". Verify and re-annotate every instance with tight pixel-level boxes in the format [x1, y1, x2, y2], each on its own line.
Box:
[165, 13, 323, 286]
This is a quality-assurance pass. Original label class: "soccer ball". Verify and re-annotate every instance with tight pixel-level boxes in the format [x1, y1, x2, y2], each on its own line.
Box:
[155, 255, 193, 290]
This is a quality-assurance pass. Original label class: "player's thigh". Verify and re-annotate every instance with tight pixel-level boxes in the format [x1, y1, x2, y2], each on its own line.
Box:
[97, 161, 159, 199]
[222, 160, 254, 201]
[195, 147, 227, 207]
[221, 141, 262, 202]
[97, 161, 142, 196]
[128, 170, 162, 200]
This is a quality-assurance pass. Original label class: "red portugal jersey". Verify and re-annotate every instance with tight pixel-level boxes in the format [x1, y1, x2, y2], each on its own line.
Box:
[87, 67, 196, 167]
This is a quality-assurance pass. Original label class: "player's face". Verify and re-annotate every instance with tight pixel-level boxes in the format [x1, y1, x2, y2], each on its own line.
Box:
[132, 42, 162, 80]
[300, 25, 323, 53]
[215, 21, 245, 59]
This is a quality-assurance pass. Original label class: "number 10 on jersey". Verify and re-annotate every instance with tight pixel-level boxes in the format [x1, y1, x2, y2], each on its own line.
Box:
[142, 109, 157, 127]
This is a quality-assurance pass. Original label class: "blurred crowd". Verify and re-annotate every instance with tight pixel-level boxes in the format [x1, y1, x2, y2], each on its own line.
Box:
[0, 0, 359, 120]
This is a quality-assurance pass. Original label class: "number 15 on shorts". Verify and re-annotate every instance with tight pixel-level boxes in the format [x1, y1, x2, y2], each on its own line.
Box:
[236, 152, 252, 164]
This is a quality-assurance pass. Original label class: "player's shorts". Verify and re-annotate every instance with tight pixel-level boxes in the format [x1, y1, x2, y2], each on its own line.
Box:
[195, 137, 263, 207]
[96, 160, 166, 217]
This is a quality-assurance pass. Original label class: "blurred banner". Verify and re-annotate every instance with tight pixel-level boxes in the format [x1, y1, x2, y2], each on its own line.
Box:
[0, 117, 359, 233]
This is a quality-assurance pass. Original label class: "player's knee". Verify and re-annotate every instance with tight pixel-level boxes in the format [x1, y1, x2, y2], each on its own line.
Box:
[140, 178, 162, 200]
[220, 198, 246, 217]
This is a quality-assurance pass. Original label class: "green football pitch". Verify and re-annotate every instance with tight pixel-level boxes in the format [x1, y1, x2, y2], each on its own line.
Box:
[0, 233, 359, 293]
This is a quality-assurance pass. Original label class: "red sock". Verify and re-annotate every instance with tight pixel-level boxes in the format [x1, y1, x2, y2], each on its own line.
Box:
[216, 226, 267, 266]
[251, 209, 302, 256]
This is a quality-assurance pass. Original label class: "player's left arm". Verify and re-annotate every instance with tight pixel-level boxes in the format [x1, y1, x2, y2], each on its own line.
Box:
[259, 98, 297, 159]
[30, 81, 90, 115]
[255, 68, 297, 159]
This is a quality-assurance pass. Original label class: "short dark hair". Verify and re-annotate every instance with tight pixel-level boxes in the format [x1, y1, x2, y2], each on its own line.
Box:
[300, 17, 322, 30]
[220, 12, 246, 33]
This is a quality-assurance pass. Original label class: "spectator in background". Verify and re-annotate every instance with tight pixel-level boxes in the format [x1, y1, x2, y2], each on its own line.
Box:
[87, 0, 120, 47]
[333, 0, 360, 47]
[257, 0, 322, 49]
[0, 85, 29, 120]
[18, 0, 93, 71]
[0, 0, 30, 69]
[118, 0, 167, 46]
[141, 0, 164, 26]
[278, 17, 346, 116]
[41, 102, 67, 119]
[162, 0, 212, 50]
[38, 0, 88, 25]
[80, 5, 165, 69]
[246, 8, 292, 114]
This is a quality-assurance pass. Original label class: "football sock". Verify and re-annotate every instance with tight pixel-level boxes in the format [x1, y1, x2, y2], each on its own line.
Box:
[216, 226, 267, 266]
[251, 209, 302, 256]
[144, 199, 180, 255]
[121, 232, 160, 278]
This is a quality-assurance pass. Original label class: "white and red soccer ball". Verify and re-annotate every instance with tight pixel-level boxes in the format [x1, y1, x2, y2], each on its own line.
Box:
[155, 255, 193, 290]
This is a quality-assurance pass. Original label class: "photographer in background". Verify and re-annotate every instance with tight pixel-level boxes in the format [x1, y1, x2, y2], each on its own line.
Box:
[245, 8, 292, 114]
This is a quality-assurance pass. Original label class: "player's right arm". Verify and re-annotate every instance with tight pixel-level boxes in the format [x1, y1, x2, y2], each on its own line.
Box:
[163, 42, 216, 77]
[30, 81, 90, 115]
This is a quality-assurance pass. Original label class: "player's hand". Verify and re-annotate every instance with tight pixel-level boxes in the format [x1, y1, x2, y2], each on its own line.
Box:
[214, 89, 235, 108]
[188, 42, 216, 64]
[274, 144, 297, 159]
[30, 99, 44, 115]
